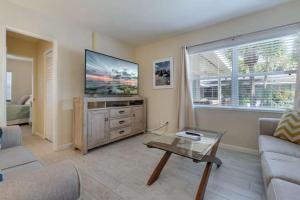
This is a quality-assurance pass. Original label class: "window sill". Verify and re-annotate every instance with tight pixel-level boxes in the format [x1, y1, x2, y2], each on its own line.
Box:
[193, 105, 286, 113]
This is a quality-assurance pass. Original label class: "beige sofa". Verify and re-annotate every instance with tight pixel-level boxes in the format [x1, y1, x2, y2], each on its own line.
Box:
[0, 126, 81, 200]
[259, 118, 300, 200]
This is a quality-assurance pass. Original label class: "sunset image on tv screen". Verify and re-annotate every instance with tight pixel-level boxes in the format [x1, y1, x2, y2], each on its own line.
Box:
[85, 50, 138, 95]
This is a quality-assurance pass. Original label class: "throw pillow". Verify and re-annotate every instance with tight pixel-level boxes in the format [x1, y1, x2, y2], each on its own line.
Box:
[274, 111, 300, 144]
[17, 95, 30, 105]
[25, 95, 32, 105]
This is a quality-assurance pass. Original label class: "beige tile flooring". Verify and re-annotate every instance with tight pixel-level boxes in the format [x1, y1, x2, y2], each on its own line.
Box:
[21, 125, 265, 200]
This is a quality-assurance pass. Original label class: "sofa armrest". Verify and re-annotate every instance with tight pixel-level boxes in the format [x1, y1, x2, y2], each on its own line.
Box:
[259, 118, 280, 136]
[0, 160, 81, 200]
[0, 126, 22, 149]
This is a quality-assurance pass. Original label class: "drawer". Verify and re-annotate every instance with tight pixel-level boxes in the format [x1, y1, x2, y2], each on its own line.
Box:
[110, 117, 132, 129]
[110, 127, 132, 140]
[110, 107, 132, 118]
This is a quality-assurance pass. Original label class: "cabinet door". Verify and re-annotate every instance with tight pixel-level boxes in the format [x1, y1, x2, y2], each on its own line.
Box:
[132, 106, 145, 132]
[88, 110, 108, 147]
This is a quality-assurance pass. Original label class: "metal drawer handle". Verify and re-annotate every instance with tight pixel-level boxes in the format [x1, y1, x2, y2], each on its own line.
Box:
[119, 120, 125, 124]
[119, 110, 125, 114]
[119, 130, 125, 134]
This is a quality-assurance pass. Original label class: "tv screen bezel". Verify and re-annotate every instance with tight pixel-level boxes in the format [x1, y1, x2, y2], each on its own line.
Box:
[84, 49, 139, 96]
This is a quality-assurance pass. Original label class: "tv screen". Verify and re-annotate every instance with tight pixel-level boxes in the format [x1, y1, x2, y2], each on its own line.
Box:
[85, 50, 138, 96]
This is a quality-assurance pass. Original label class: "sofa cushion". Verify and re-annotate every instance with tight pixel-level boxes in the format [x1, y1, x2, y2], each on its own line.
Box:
[261, 152, 300, 187]
[3, 161, 42, 181]
[274, 110, 300, 144]
[0, 146, 37, 170]
[0, 126, 22, 149]
[267, 178, 300, 200]
[0, 161, 80, 200]
[259, 135, 300, 158]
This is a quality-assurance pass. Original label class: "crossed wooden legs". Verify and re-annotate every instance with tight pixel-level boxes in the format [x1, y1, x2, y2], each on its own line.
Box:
[147, 142, 221, 200]
[147, 151, 172, 185]
[195, 143, 220, 200]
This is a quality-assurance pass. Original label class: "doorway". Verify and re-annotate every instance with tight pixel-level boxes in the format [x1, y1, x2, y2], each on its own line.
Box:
[6, 55, 34, 126]
[1, 28, 58, 150]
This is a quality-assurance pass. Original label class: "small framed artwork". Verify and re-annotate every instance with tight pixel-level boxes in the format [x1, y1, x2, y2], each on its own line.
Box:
[153, 57, 174, 89]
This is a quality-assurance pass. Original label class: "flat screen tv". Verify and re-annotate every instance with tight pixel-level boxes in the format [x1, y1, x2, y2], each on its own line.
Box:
[85, 50, 139, 96]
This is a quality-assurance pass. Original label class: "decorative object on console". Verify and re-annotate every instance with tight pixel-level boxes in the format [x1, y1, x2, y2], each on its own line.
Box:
[153, 57, 174, 89]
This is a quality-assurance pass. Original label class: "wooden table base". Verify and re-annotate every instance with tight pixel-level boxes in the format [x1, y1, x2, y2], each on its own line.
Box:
[146, 142, 222, 200]
[147, 151, 172, 185]
[195, 143, 220, 200]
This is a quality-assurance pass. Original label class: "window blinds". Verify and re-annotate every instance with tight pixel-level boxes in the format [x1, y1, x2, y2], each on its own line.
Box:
[190, 48, 233, 106]
[189, 33, 300, 110]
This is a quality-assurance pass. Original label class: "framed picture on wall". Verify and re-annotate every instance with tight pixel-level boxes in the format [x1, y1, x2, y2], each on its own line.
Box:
[153, 57, 174, 89]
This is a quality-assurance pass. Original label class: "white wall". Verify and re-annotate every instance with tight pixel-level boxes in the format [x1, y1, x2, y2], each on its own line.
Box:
[93, 32, 134, 61]
[0, 0, 134, 148]
[134, 0, 300, 150]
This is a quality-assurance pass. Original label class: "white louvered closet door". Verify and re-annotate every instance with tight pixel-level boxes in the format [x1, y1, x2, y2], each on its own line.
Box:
[45, 50, 54, 142]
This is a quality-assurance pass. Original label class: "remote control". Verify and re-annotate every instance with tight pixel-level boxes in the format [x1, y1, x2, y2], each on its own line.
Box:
[185, 131, 200, 136]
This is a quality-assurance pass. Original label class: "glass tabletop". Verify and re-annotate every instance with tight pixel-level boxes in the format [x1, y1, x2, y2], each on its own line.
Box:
[143, 128, 224, 161]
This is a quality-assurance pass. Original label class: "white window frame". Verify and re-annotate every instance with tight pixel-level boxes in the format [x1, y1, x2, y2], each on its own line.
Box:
[188, 23, 300, 112]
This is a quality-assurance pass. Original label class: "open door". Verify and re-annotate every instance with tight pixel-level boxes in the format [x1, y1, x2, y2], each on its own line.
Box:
[44, 50, 54, 142]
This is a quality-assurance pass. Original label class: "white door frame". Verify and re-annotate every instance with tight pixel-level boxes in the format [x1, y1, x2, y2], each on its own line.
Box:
[0, 26, 59, 151]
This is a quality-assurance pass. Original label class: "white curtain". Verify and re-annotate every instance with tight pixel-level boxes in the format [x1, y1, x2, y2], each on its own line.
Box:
[178, 47, 195, 130]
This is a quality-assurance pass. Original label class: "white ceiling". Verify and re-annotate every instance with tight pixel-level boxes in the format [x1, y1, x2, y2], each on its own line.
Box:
[6, 0, 292, 46]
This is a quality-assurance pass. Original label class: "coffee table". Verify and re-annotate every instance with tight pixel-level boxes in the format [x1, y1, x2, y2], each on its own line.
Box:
[144, 128, 224, 200]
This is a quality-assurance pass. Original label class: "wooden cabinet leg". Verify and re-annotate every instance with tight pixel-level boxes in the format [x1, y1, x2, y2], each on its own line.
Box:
[147, 151, 172, 185]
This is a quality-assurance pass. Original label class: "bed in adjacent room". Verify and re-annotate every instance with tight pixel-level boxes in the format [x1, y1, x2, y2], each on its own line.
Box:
[6, 95, 32, 125]
[7, 104, 30, 125]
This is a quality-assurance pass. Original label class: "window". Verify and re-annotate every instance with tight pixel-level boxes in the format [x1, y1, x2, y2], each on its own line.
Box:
[189, 33, 300, 110]
[6, 72, 12, 101]
[191, 48, 233, 106]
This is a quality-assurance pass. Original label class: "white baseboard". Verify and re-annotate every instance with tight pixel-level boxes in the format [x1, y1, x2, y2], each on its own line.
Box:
[34, 131, 40, 136]
[34, 132, 45, 139]
[56, 143, 73, 151]
[219, 143, 258, 155]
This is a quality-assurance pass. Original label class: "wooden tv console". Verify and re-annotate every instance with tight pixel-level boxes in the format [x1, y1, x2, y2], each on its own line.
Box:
[73, 96, 146, 154]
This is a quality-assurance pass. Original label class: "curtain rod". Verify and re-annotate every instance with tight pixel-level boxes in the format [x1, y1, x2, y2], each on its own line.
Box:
[187, 21, 300, 49]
